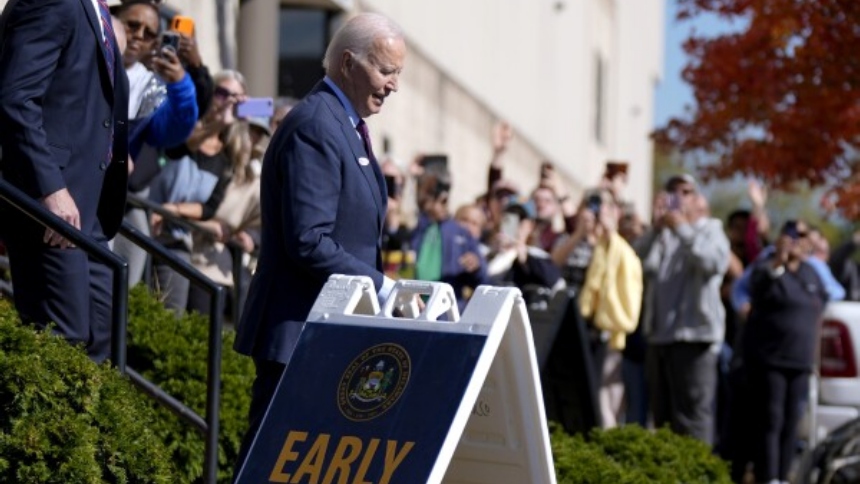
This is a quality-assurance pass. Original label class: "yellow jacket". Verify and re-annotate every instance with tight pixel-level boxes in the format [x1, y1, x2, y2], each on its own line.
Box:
[578, 232, 643, 350]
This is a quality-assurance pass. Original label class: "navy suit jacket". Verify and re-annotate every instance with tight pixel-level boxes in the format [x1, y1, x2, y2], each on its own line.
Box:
[234, 81, 388, 364]
[0, 0, 129, 239]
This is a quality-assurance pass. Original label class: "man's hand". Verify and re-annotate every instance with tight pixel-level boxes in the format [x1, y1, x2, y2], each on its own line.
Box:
[663, 210, 686, 231]
[40, 188, 79, 248]
[573, 208, 596, 239]
[232, 230, 255, 253]
[151, 49, 186, 84]
[492, 121, 512, 156]
[748, 178, 767, 210]
[459, 252, 481, 273]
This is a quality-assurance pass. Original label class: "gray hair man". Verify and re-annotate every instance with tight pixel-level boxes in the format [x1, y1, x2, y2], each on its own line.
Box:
[638, 175, 730, 445]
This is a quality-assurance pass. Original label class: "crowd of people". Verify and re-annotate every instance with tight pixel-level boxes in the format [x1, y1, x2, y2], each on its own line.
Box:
[379, 122, 860, 484]
[2, 2, 859, 482]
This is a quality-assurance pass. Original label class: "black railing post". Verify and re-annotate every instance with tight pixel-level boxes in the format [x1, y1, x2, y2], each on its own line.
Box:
[205, 286, 225, 484]
[111, 262, 130, 374]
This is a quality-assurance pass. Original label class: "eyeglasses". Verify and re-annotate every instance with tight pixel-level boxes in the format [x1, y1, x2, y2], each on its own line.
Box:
[122, 19, 158, 42]
[214, 86, 242, 101]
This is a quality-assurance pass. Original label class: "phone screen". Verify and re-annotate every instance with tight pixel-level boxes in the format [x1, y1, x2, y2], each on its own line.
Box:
[668, 193, 681, 211]
[160, 32, 180, 56]
[501, 212, 520, 241]
[235, 98, 275, 119]
[384, 175, 399, 199]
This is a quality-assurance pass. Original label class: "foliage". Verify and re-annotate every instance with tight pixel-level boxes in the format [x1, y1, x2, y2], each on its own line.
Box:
[654, 0, 860, 217]
[0, 298, 176, 483]
[550, 422, 732, 483]
[126, 285, 255, 483]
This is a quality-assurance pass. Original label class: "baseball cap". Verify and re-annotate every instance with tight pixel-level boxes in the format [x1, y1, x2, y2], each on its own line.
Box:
[247, 117, 272, 136]
[664, 173, 697, 192]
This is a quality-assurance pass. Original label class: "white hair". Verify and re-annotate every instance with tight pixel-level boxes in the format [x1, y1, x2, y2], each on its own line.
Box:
[322, 13, 405, 75]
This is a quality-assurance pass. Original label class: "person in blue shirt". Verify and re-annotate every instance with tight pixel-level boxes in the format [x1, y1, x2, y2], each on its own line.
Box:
[732, 219, 844, 318]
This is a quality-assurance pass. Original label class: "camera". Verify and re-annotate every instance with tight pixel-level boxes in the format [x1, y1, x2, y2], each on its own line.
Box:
[782, 220, 800, 240]
[586, 193, 602, 214]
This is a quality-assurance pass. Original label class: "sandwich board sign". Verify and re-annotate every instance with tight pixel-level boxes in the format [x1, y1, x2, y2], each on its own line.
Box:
[234, 275, 556, 484]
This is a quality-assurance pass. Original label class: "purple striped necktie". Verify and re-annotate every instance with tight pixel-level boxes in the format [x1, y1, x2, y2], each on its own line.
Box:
[96, 0, 115, 86]
[357, 120, 376, 162]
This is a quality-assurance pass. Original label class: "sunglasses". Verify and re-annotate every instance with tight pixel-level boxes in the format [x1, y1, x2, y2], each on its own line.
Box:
[122, 19, 158, 42]
[214, 86, 242, 100]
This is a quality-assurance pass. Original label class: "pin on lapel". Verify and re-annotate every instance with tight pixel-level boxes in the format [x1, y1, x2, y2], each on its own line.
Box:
[358, 157, 370, 166]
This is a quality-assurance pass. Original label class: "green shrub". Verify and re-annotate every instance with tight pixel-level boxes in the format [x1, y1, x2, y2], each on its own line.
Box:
[550, 422, 732, 483]
[126, 286, 255, 483]
[0, 299, 176, 483]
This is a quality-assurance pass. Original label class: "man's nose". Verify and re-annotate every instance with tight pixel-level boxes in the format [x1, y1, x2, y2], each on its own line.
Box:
[387, 74, 399, 92]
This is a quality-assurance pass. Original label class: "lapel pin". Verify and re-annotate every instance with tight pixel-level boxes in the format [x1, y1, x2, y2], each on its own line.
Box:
[358, 157, 370, 166]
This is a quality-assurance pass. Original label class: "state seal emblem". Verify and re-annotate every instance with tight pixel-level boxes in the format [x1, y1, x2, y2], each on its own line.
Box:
[337, 343, 411, 422]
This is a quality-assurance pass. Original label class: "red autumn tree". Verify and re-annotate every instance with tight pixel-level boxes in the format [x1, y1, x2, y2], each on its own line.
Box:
[654, 0, 860, 216]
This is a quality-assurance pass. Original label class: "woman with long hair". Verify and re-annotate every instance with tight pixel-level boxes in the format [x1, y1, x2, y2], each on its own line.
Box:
[148, 70, 252, 313]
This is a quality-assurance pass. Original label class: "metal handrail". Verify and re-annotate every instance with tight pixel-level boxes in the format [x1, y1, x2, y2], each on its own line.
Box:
[125, 192, 248, 324]
[117, 221, 223, 484]
[0, 178, 224, 483]
[0, 179, 130, 368]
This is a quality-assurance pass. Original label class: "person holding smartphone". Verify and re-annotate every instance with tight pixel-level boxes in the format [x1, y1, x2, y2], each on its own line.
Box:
[638, 174, 730, 445]
[411, 172, 487, 307]
[110, 0, 200, 287]
[737, 220, 827, 484]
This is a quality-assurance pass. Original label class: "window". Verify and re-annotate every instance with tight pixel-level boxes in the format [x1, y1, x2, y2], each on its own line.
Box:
[593, 52, 606, 144]
[278, 8, 333, 98]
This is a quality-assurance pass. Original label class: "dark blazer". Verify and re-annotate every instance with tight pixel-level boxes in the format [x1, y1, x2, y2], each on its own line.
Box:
[234, 81, 387, 364]
[0, 0, 129, 239]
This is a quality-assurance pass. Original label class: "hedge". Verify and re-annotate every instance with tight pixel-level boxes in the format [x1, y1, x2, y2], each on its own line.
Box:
[551, 422, 732, 483]
[0, 298, 176, 483]
[0, 288, 732, 483]
[126, 285, 255, 483]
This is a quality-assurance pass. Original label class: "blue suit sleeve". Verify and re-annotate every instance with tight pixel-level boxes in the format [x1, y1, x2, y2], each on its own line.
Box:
[143, 73, 198, 149]
[0, 0, 72, 199]
[808, 257, 846, 301]
[280, 122, 384, 289]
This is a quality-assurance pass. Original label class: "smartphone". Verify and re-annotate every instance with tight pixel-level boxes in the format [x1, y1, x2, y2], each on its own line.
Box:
[170, 15, 195, 36]
[501, 212, 520, 241]
[783, 220, 799, 240]
[586, 193, 602, 214]
[235, 97, 275, 119]
[384, 175, 400, 199]
[160, 31, 181, 56]
[540, 161, 553, 178]
[667, 192, 681, 211]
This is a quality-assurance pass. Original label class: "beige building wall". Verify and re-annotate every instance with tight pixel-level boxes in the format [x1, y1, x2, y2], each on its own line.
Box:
[0, 0, 663, 214]
[363, 0, 665, 215]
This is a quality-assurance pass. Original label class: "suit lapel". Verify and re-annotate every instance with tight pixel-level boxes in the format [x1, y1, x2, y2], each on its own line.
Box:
[316, 83, 386, 230]
[78, 0, 114, 93]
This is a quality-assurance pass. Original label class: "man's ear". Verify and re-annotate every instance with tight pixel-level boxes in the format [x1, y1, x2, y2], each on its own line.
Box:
[341, 51, 354, 77]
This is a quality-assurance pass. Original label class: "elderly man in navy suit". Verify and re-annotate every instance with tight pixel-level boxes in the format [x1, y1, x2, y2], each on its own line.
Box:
[232, 12, 407, 473]
[0, 0, 129, 363]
